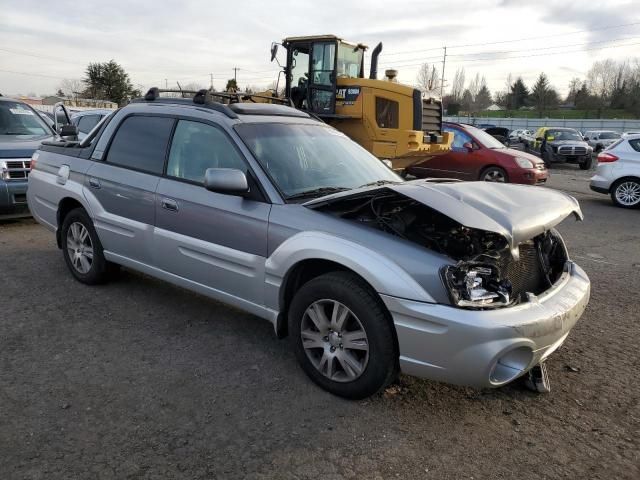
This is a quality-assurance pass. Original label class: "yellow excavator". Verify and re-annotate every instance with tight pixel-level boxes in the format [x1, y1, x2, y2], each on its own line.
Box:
[263, 35, 452, 169]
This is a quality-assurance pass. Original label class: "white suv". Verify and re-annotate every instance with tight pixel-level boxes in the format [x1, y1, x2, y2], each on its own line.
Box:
[590, 134, 640, 208]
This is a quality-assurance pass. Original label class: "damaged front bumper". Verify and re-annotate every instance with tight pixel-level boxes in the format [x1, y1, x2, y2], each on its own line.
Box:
[380, 260, 590, 388]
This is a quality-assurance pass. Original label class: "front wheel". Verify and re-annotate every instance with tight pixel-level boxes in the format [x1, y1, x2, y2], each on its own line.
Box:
[480, 166, 508, 183]
[61, 207, 113, 284]
[288, 272, 398, 399]
[611, 179, 640, 209]
[579, 157, 592, 170]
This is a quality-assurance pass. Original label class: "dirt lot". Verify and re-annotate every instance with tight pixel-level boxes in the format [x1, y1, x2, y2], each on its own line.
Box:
[1, 168, 639, 479]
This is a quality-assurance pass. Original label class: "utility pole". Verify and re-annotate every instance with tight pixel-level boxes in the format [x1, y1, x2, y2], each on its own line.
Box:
[440, 46, 447, 99]
[210, 73, 213, 90]
[233, 67, 239, 82]
[164, 78, 168, 89]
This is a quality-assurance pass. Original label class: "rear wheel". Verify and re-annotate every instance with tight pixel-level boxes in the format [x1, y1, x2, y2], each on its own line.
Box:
[61, 208, 113, 284]
[288, 272, 398, 399]
[480, 166, 508, 183]
[611, 178, 640, 209]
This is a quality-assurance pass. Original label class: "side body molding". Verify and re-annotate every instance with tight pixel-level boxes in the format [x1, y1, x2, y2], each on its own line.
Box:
[264, 231, 436, 312]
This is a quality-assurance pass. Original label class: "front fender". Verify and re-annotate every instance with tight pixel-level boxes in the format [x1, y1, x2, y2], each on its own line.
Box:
[264, 231, 436, 312]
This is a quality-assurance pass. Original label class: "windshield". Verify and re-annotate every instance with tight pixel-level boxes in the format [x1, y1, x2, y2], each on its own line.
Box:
[235, 123, 401, 200]
[337, 43, 363, 78]
[464, 125, 506, 149]
[0, 101, 51, 136]
[546, 129, 582, 141]
[599, 132, 620, 140]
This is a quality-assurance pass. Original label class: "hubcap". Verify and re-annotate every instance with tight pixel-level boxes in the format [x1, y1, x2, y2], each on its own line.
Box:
[484, 170, 505, 182]
[300, 299, 369, 383]
[616, 181, 640, 206]
[66, 222, 94, 274]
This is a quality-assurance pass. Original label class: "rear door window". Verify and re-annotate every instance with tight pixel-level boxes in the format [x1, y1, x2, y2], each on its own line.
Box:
[106, 116, 174, 174]
[629, 139, 640, 152]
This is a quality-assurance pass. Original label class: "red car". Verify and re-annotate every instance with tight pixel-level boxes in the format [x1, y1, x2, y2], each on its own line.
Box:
[407, 123, 548, 185]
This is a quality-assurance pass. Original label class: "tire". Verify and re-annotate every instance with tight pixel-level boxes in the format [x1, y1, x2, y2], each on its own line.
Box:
[61, 207, 113, 284]
[579, 156, 592, 170]
[480, 166, 508, 183]
[540, 150, 551, 168]
[288, 271, 398, 399]
[610, 178, 640, 209]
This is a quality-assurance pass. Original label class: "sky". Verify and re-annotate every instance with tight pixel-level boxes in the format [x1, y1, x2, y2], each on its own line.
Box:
[1, 0, 639, 99]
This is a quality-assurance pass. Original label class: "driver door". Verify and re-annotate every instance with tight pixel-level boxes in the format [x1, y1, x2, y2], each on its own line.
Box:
[308, 41, 337, 115]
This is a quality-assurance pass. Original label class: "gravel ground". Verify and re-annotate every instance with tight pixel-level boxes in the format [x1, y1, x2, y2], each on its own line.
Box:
[1, 168, 639, 479]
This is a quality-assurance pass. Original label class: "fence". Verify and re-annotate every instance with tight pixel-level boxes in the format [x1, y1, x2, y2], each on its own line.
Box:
[31, 104, 117, 114]
[444, 116, 640, 133]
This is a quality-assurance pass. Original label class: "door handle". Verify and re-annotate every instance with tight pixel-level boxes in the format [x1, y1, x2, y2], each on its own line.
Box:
[161, 198, 178, 212]
[88, 177, 101, 189]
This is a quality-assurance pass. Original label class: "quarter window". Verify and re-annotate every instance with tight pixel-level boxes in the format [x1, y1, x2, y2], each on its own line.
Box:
[106, 116, 174, 174]
[629, 139, 640, 152]
[375, 97, 399, 129]
[167, 120, 246, 183]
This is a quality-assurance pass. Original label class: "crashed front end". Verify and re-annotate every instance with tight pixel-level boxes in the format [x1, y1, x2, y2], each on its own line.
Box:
[308, 181, 590, 389]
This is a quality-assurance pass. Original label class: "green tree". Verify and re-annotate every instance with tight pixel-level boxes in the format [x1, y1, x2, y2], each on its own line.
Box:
[530, 73, 559, 116]
[475, 84, 492, 110]
[225, 78, 238, 92]
[83, 60, 136, 105]
[510, 77, 529, 109]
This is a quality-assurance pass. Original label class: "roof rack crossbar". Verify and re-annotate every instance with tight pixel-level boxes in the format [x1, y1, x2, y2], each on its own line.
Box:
[137, 87, 238, 119]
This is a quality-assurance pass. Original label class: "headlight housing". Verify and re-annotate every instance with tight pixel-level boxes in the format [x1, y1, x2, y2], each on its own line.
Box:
[514, 156, 534, 169]
[441, 264, 512, 309]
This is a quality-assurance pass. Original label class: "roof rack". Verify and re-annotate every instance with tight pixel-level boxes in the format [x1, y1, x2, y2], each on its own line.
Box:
[133, 87, 295, 119]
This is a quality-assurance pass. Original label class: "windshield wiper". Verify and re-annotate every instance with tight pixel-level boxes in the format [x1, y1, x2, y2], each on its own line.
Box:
[286, 186, 351, 201]
[358, 179, 400, 188]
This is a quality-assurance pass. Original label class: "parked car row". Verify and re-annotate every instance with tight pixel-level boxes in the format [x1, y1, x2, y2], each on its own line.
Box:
[407, 123, 547, 185]
[27, 93, 591, 398]
[0, 96, 113, 218]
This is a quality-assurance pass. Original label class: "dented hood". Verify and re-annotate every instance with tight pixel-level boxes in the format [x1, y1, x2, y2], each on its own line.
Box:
[307, 180, 583, 258]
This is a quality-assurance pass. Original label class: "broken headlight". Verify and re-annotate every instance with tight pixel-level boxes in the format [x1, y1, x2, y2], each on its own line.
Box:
[441, 264, 512, 309]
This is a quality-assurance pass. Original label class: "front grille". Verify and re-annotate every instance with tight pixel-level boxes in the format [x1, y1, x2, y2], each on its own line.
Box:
[499, 241, 544, 299]
[558, 146, 587, 156]
[421, 97, 442, 135]
[3, 159, 31, 180]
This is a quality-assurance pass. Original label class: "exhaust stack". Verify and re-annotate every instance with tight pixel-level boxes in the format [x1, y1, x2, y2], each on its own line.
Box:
[369, 42, 383, 80]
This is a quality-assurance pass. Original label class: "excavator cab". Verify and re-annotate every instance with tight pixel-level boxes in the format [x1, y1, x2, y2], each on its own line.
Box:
[282, 35, 366, 117]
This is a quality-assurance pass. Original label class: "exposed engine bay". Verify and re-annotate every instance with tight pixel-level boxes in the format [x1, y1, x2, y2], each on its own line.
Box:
[311, 189, 568, 308]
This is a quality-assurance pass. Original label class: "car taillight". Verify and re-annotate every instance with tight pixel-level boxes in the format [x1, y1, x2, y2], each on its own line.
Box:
[30, 151, 39, 170]
[597, 152, 618, 163]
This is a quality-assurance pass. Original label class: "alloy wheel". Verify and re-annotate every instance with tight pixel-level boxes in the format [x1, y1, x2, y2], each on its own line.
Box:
[300, 299, 369, 383]
[483, 169, 506, 182]
[66, 222, 94, 274]
[615, 181, 640, 206]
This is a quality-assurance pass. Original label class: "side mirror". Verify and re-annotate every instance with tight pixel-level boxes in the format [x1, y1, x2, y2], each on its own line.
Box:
[462, 141, 474, 151]
[59, 124, 78, 137]
[270, 43, 279, 62]
[204, 168, 249, 196]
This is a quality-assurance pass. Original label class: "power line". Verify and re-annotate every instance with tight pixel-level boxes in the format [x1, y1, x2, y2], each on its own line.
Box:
[379, 39, 640, 69]
[382, 21, 640, 57]
[378, 34, 640, 67]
